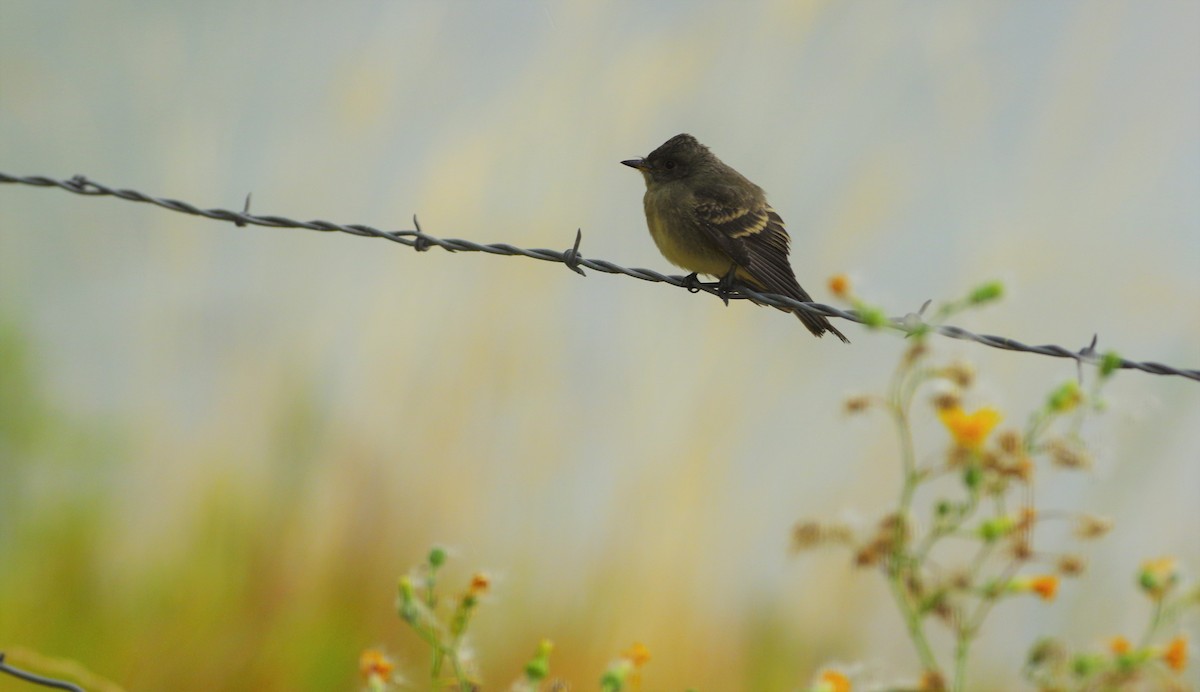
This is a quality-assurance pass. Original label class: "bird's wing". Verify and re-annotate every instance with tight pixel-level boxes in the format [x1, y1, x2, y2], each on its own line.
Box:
[690, 192, 809, 300]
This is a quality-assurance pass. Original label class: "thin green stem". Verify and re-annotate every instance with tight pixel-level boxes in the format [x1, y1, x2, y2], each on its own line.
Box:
[887, 565, 941, 673]
[1139, 599, 1165, 648]
[953, 627, 970, 692]
[885, 395, 941, 676]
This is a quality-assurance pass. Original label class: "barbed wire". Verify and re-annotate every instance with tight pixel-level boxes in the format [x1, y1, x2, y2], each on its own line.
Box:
[2, 171, 1197, 383]
[0, 653, 85, 692]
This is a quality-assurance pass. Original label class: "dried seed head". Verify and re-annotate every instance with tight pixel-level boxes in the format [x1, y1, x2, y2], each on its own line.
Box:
[1074, 514, 1113, 540]
[1045, 438, 1092, 470]
[996, 429, 1023, 456]
[1058, 554, 1087, 577]
[843, 394, 872, 414]
[932, 392, 961, 411]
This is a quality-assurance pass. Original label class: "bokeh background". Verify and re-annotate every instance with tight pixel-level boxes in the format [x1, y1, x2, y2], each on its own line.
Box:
[2, 2, 1198, 690]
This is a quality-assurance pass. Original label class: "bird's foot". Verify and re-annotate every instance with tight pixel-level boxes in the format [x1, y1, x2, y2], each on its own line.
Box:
[716, 266, 740, 306]
[682, 272, 703, 293]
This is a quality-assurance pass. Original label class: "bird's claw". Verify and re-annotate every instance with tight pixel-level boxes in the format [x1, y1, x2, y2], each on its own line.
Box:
[716, 266, 740, 306]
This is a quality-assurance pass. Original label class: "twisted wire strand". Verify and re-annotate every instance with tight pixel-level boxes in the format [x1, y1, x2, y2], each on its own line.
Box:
[0, 654, 85, 692]
[3, 172, 1196, 382]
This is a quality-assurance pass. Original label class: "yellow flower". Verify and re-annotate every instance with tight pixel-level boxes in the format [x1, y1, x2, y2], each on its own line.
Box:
[938, 406, 1002, 450]
[622, 642, 651, 667]
[1162, 636, 1187, 672]
[1109, 636, 1131, 655]
[812, 669, 852, 692]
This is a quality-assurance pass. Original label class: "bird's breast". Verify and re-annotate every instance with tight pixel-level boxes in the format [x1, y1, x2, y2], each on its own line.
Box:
[643, 189, 732, 277]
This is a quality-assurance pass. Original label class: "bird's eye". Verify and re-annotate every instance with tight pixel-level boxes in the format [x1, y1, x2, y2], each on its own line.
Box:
[663, 160, 677, 170]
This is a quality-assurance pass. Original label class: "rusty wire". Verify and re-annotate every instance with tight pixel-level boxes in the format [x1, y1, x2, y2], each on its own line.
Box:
[2, 171, 1196, 382]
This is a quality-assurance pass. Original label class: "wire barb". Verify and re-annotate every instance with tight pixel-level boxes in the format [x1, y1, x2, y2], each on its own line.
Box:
[411, 215, 431, 252]
[2, 171, 1197, 382]
[562, 229, 585, 276]
[235, 193, 252, 227]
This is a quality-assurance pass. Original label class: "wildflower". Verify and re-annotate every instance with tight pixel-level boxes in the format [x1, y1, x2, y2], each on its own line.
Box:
[359, 649, 396, 689]
[811, 669, 852, 692]
[1109, 636, 1131, 655]
[1010, 575, 1059, 601]
[622, 642, 651, 667]
[1029, 575, 1059, 601]
[601, 643, 650, 691]
[828, 274, 851, 299]
[469, 572, 491, 596]
[1139, 557, 1179, 600]
[1162, 636, 1188, 672]
[938, 406, 1002, 450]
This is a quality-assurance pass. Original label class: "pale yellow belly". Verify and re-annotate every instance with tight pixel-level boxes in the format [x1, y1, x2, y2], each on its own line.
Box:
[645, 197, 733, 277]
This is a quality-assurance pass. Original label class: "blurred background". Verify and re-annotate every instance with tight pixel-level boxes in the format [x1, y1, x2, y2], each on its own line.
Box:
[1, 2, 1197, 690]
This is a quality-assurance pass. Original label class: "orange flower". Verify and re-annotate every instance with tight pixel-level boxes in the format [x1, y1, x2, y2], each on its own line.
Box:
[622, 642, 651, 667]
[468, 572, 491, 595]
[359, 649, 395, 680]
[1030, 575, 1059, 601]
[938, 406, 1002, 450]
[828, 274, 851, 299]
[814, 669, 852, 692]
[1163, 636, 1188, 671]
[1011, 575, 1059, 601]
[1109, 636, 1131, 655]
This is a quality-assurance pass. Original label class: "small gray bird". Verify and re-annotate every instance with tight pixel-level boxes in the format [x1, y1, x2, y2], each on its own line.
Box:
[622, 134, 848, 342]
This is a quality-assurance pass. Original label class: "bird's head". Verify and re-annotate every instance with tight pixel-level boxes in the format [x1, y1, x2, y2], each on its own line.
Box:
[621, 133, 714, 185]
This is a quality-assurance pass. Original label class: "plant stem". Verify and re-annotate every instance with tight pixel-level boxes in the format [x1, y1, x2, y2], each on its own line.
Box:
[953, 630, 970, 692]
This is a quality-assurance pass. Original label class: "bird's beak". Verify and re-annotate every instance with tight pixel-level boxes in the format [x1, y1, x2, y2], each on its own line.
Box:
[621, 158, 649, 171]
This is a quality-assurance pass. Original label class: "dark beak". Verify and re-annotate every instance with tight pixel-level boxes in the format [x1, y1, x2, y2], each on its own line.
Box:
[621, 158, 649, 171]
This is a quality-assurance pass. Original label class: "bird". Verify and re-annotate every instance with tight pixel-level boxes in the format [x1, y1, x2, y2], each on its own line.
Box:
[621, 133, 849, 342]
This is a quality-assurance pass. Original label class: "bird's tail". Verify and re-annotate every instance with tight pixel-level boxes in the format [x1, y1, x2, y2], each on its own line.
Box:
[739, 267, 850, 342]
[778, 281, 850, 343]
[793, 304, 849, 343]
